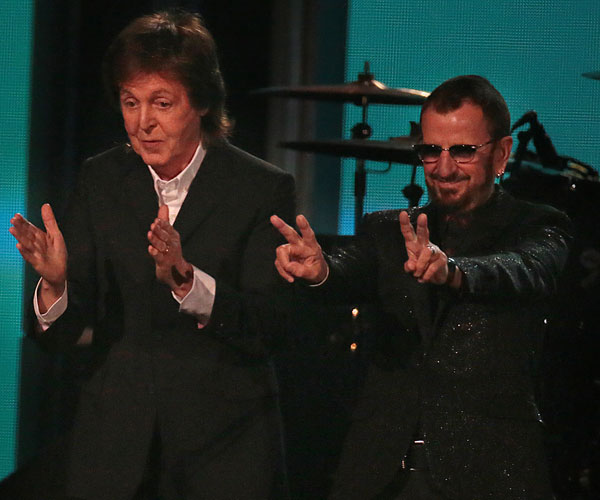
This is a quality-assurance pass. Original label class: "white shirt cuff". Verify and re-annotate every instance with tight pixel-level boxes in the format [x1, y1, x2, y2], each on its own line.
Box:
[33, 278, 68, 331]
[309, 264, 330, 287]
[172, 266, 216, 327]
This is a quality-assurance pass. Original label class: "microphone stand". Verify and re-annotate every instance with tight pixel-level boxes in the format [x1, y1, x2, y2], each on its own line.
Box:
[508, 129, 533, 176]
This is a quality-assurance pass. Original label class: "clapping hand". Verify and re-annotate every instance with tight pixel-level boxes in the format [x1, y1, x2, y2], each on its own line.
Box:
[10, 204, 67, 309]
[147, 205, 193, 297]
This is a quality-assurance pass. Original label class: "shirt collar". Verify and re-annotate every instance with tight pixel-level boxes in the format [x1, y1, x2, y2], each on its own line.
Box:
[148, 142, 206, 196]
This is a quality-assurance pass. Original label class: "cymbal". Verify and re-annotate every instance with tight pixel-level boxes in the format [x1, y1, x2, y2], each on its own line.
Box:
[253, 81, 429, 105]
[582, 71, 600, 80]
[280, 137, 420, 165]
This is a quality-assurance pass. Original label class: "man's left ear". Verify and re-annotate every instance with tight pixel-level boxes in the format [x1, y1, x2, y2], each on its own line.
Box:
[493, 135, 513, 176]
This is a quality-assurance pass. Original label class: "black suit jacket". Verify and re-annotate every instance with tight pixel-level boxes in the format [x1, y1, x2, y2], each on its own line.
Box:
[34, 141, 295, 500]
[325, 188, 571, 499]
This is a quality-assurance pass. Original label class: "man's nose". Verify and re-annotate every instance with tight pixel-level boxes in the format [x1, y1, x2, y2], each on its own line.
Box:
[139, 105, 157, 131]
[436, 150, 456, 177]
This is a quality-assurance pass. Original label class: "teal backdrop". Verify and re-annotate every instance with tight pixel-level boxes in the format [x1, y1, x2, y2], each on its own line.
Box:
[340, 0, 600, 234]
[0, 0, 34, 479]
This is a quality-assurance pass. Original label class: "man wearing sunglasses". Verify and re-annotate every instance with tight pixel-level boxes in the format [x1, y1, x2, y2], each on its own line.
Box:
[271, 75, 571, 499]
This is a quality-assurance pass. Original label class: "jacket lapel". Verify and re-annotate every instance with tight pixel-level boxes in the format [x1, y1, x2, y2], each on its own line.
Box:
[107, 149, 158, 283]
[173, 143, 231, 245]
[406, 205, 438, 346]
[411, 280, 436, 347]
[453, 188, 511, 256]
[429, 189, 512, 336]
[121, 151, 158, 233]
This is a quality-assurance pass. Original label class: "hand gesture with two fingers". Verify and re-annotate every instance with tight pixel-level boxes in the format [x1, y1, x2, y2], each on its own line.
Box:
[270, 214, 328, 284]
[270, 210, 459, 288]
[399, 211, 456, 286]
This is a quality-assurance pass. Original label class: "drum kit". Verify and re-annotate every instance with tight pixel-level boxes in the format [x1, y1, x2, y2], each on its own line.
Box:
[253, 62, 600, 229]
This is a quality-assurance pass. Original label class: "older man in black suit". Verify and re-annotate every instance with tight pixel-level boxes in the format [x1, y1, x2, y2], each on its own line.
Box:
[10, 11, 294, 500]
[272, 75, 571, 499]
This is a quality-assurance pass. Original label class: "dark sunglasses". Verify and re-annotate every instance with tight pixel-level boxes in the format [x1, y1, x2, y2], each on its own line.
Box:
[412, 140, 494, 164]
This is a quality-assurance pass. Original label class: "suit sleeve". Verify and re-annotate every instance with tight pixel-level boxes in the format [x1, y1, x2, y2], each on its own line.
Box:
[315, 212, 382, 304]
[239, 171, 296, 291]
[31, 160, 99, 352]
[455, 205, 572, 298]
[205, 171, 297, 349]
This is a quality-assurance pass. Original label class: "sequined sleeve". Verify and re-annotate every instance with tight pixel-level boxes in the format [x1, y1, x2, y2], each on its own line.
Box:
[455, 205, 572, 298]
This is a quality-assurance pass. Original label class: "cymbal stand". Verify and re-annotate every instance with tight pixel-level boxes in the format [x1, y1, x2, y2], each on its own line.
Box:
[351, 89, 372, 230]
[349, 62, 424, 227]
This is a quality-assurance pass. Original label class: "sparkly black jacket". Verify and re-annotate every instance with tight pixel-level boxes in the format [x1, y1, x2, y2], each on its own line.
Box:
[326, 188, 572, 500]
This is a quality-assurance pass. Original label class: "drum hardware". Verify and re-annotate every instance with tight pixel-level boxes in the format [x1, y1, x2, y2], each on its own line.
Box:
[582, 71, 600, 81]
[279, 137, 419, 164]
[251, 63, 429, 106]
[281, 136, 424, 208]
[256, 61, 429, 229]
[402, 165, 424, 208]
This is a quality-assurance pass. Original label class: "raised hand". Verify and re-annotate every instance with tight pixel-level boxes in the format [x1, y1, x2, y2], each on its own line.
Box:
[399, 211, 450, 285]
[10, 204, 67, 293]
[270, 214, 328, 284]
[147, 205, 193, 297]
